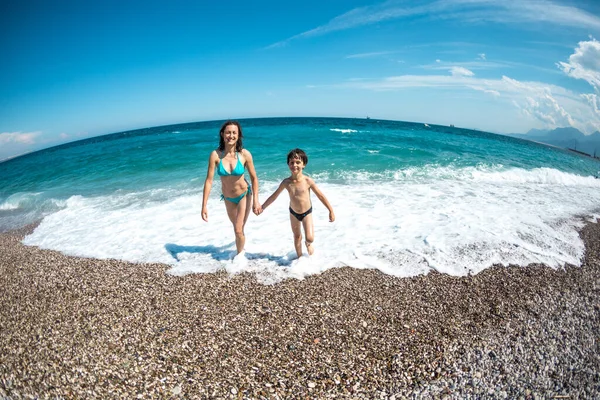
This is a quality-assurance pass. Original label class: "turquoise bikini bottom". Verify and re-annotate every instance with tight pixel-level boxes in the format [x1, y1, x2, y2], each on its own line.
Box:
[221, 185, 252, 204]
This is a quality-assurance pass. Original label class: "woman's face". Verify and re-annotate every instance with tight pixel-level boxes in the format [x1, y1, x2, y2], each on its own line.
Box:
[221, 124, 239, 146]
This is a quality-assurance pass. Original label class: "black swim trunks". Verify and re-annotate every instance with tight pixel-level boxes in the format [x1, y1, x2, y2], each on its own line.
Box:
[289, 206, 313, 221]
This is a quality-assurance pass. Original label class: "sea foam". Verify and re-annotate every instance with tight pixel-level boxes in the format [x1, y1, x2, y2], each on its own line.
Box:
[22, 165, 600, 284]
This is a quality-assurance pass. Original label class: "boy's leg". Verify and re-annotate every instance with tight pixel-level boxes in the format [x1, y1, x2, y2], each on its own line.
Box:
[289, 214, 303, 257]
[302, 214, 315, 255]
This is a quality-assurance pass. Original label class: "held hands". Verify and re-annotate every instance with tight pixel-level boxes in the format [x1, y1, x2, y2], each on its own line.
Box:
[254, 204, 264, 215]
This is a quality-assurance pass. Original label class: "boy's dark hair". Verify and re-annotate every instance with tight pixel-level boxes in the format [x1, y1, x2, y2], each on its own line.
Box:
[218, 120, 243, 152]
[287, 148, 308, 165]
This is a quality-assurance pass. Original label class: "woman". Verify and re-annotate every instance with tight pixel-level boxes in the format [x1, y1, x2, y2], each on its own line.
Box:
[201, 120, 260, 255]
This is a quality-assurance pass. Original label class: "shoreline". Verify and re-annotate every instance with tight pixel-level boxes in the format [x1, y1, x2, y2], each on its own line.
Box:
[1, 223, 599, 398]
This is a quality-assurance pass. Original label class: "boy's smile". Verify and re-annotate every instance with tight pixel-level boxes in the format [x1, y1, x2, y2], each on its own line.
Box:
[288, 157, 304, 173]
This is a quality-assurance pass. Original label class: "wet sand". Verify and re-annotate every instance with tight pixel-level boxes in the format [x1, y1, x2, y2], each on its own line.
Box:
[1, 222, 599, 399]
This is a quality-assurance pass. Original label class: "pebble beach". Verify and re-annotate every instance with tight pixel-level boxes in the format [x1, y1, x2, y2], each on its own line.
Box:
[1, 222, 599, 399]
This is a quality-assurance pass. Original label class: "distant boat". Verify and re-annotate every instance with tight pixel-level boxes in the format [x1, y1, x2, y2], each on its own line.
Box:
[366, 116, 370, 120]
[424, 123, 430, 128]
[450, 124, 455, 127]
[568, 147, 592, 157]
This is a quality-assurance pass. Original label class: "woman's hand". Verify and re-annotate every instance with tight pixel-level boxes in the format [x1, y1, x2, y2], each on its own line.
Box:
[202, 207, 208, 222]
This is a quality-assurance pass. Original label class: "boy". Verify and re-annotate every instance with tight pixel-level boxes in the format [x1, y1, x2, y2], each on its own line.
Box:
[258, 148, 335, 257]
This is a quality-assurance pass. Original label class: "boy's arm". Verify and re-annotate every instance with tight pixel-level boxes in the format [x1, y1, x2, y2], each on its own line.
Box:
[309, 178, 335, 222]
[260, 181, 286, 214]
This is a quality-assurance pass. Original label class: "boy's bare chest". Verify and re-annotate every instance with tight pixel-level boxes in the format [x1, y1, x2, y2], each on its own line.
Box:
[287, 181, 310, 197]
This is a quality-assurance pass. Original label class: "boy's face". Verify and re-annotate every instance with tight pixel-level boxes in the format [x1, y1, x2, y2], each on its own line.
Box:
[288, 156, 305, 173]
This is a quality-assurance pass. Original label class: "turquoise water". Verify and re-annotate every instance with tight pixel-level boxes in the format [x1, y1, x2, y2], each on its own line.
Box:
[2, 117, 599, 282]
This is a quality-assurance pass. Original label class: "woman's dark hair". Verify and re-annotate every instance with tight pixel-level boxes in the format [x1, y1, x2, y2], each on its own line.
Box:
[287, 148, 308, 165]
[218, 120, 243, 152]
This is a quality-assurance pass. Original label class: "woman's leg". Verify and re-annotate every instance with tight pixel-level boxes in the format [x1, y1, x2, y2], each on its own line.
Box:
[225, 196, 248, 254]
[243, 190, 253, 224]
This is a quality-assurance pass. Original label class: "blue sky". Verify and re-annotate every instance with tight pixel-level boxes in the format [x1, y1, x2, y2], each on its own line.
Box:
[2, 0, 600, 160]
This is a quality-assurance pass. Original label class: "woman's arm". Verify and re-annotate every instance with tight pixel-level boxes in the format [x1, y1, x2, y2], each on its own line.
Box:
[201, 151, 218, 222]
[243, 149, 261, 214]
[309, 178, 335, 222]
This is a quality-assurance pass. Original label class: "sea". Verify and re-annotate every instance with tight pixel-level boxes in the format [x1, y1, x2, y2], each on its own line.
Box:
[2, 117, 600, 284]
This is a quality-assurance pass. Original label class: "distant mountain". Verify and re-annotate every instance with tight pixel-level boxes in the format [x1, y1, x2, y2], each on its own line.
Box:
[587, 131, 600, 141]
[508, 127, 600, 157]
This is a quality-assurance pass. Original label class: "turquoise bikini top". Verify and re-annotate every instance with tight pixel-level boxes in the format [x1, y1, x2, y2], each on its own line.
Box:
[217, 152, 245, 177]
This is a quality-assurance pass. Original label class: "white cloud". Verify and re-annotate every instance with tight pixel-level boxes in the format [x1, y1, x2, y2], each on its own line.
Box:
[0, 131, 41, 145]
[450, 66, 475, 77]
[479, 76, 581, 131]
[422, 60, 512, 71]
[558, 38, 600, 91]
[478, 53, 486, 60]
[346, 51, 395, 59]
[582, 93, 599, 113]
[336, 72, 600, 133]
[423, 59, 560, 76]
[517, 91, 575, 127]
[266, 2, 431, 48]
[268, 0, 600, 48]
